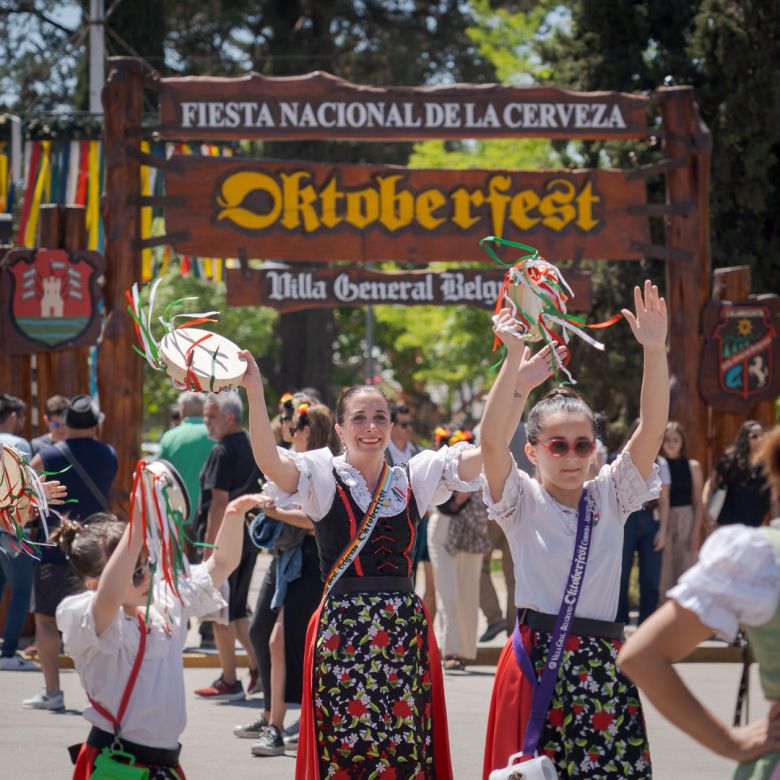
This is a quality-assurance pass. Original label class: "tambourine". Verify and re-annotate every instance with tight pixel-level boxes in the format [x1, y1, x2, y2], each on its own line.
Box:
[489, 753, 558, 780]
[158, 327, 246, 393]
[1, 443, 51, 554]
[127, 280, 247, 394]
[0, 443, 29, 512]
[143, 459, 191, 522]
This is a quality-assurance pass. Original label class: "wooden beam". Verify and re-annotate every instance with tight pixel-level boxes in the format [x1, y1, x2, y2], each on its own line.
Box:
[99, 58, 145, 515]
[657, 86, 713, 470]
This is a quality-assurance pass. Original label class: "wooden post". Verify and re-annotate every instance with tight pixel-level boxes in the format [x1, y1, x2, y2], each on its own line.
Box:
[98, 58, 144, 511]
[658, 87, 713, 468]
[705, 265, 777, 476]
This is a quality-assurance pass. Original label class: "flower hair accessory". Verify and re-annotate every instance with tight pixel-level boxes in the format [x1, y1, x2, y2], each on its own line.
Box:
[481, 236, 622, 383]
[448, 429, 474, 447]
[434, 426, 452, 449]
[293, 402, 311, 430]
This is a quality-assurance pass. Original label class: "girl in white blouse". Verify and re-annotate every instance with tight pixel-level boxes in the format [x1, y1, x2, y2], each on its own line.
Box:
[619, 426, 780, 779]
[55, 493, 263, 780]
[480, 280, 669, 779]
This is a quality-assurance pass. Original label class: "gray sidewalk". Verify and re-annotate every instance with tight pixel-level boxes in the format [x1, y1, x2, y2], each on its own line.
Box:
[0, 660, 768, 778]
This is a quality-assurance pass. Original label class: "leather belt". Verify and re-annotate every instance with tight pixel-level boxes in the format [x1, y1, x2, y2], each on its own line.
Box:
[330, 576, 414, 595]
[86, 726, 181, 767]
[519, 608, 624, 641]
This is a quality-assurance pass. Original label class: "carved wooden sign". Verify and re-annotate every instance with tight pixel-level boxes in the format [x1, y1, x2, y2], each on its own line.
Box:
[225, 265, 593, 313]
[159, 71, 650, 142]
[165, 158, 649, 264]
[0, 248, 105, 354]
[699, 296, 780, 413]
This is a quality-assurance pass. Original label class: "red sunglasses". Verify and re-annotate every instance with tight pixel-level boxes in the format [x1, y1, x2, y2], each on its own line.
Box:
[531, 438, 596, 458]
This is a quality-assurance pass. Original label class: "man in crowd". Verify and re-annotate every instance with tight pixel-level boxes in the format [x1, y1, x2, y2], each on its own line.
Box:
[158, 391, 214, 533]
[31, 395, 69, 455]
[23, 395, 117, 710]
[0, 394, 32, 458]
[194, 391, 260, 701]
[387, 403, 422, 466]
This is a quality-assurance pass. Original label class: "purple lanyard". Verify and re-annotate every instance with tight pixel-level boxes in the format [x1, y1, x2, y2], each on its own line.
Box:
[512, 487, 594, 758]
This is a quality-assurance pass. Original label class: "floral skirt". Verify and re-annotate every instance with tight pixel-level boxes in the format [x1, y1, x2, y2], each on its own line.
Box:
[314, 592, 435, 779]
[484, 625, 652, 779]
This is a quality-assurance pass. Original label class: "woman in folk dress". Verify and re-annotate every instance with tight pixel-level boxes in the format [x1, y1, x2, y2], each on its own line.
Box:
[239, 354, 484, 780]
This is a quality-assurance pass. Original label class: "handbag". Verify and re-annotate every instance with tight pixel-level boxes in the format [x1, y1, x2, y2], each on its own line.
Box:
[489, 751, 557, 780]
[707, 487, 727, 522]
[88, 612, 149, 779]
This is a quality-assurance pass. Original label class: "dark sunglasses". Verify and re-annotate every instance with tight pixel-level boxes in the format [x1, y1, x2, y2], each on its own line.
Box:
[396, 421, 414, 429]
[132, 561, 151, 587]
[532, 438, 596, 458]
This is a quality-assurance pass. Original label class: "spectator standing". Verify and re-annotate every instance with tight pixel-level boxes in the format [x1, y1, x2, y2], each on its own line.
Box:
[23, 394, 117, 710]
[157, 392, 215, 528]
[0, 394, 32, 458]
[30, 395, 69, 455]
[658, 421, 704, 597]
[703, 421, 777, 528]
[194, 391, 261, 701]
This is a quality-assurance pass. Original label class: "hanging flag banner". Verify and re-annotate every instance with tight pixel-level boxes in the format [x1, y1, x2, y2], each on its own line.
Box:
[165, 158, 649, 263]
[0, 248, 105, 353]
[159, 72, 651, 142]
[225, 265, 593, 313]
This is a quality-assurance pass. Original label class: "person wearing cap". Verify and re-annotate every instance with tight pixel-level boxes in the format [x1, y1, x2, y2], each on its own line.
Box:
[30, 394, 69, 455]
[23, 394, 118, 712]
[0, 394, 33, 459]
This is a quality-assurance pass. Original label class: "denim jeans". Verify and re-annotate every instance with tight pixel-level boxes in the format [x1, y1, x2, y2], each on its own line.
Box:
[617, 508, 661, 625]
[0, 537, 34, 657]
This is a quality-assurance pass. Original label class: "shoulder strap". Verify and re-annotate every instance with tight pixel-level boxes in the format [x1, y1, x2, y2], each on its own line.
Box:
[55, 441, 109, 511]
[88, 612, 147, 736]
[322, 462, 392, 600]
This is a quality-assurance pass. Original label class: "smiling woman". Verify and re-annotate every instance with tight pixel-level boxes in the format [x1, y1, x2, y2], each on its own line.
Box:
[239, 352, 484, 779]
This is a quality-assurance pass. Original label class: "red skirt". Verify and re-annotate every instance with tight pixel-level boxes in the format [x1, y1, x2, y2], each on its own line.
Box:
[296, 595, 453, 780]
[72, 743, 186, 780]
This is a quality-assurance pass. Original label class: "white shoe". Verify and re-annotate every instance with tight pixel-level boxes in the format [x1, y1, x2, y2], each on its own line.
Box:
[22, 689, 65, 710]
[0, 654, 39, 671]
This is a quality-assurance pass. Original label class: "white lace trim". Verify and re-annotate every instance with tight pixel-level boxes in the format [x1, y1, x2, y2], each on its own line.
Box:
[480, 457, 524, 526]
[442, 441, 481, 491]
[332, 454, 409, 516]
[609, 449, 662, 516]
[263, 446, 314, 510]
[155, 563, 227, 624]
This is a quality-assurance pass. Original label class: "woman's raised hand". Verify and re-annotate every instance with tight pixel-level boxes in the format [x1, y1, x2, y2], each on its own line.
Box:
[622, 279, 668, 350]
[238, 349, 262, 389]
[492, 308, 527, 356]
[516, 342, 568, 394]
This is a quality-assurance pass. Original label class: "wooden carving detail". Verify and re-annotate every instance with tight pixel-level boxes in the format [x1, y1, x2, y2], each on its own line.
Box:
[699, 295, 780, 413]
[165, 158, 649, 263]
[0, 248, 105, 354]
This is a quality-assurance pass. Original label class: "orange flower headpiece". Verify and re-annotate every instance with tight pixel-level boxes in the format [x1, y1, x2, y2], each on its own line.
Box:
[448, 429, 474, 447]
[434, 426, 452, 449]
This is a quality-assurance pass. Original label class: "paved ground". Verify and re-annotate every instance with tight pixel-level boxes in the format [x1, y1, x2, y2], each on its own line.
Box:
[0, 660, 768, 778]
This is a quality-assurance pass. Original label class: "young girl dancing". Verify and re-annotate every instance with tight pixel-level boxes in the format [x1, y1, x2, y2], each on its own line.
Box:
[239, 354, 483, 780]
[54, 492, 263, 779]
[481, 280, 669, 779]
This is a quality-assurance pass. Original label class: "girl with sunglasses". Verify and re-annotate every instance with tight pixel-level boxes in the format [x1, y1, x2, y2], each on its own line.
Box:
[480, 280, 668, 779]
[53, 493, 262, 779]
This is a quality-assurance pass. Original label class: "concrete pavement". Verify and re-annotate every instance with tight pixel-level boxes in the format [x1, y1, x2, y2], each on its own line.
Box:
[0, 659, 768, 778]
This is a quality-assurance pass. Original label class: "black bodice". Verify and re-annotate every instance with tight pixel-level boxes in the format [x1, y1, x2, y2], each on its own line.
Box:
[312, 469, 421, 581]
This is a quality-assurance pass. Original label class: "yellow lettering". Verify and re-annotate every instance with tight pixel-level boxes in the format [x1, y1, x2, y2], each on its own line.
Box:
[486, 175, 512, 237]
[575, 181, 600, 231]
[281, 171, 320, 232]
[539, 178, 577, 231]
[377, 175, 414, 231]
[415, 189, 446, 230]
[451, 187, 484, 230]
[320, 177, 344, 229]
[345, 188, 379, 229]
[509, 190, 541, 231]
[215, 172, 282, 230]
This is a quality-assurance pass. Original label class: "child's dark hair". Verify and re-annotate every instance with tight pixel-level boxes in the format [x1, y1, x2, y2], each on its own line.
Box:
[49, 513, 126, 582]
[526, 387, 596, 443]
[336, 386, 391, 425]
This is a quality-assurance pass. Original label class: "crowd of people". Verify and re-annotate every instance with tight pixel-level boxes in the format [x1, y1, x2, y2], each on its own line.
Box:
[0, 279, 778, 779]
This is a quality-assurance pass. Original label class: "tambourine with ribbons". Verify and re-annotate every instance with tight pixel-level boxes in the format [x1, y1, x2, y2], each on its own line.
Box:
[126, 280, 246, 392]
[0, 443, 52, 557]
[129, 458, 192, 616]
[481, 236, 622, 383]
